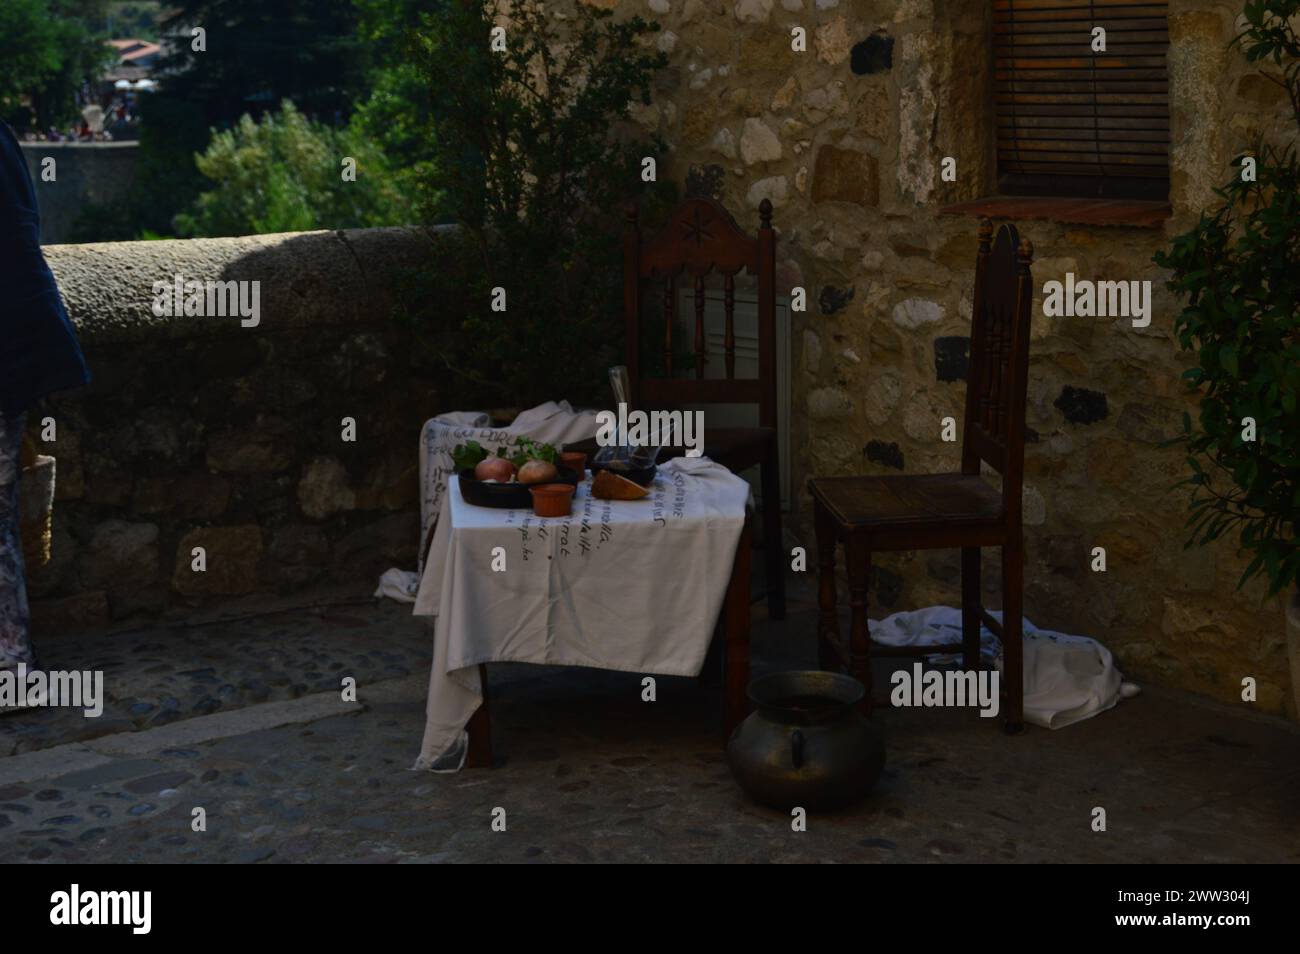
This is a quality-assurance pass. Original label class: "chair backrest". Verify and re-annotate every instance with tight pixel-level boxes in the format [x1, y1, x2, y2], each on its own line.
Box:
[623, 196, 778, 430]
[961, 220, 1034, 516]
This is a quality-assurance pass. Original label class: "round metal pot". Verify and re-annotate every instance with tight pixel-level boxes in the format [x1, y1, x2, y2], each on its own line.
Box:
[726, 670, 885, 811]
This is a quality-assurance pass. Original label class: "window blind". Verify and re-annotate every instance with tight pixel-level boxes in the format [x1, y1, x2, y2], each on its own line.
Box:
[993, 0, 1170, 199]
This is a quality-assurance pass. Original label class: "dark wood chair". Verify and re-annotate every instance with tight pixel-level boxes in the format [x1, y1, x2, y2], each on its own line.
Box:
[568, 196, 785, 620]
[807, 220, 1034, 732]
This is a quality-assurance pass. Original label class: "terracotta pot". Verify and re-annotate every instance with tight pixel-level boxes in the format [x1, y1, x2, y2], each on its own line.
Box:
[559, 451, 587, 479]
[1287, 593, 1300, 722]
[529, 483, 575, 518]
[19, 455, 56, 569]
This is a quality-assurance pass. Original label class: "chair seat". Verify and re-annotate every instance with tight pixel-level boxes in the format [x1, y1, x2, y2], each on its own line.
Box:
[808, 473, 1006, 542]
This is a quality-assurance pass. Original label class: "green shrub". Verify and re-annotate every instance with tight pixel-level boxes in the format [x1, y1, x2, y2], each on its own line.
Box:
[402, 0, 677, 407]
[175, 101, 408, 237]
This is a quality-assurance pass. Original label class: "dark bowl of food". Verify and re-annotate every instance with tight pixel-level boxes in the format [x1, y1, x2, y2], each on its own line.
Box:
[456, 466, 582, 509]
[588, 446, 660, 487]
[588, 459, 657, 487]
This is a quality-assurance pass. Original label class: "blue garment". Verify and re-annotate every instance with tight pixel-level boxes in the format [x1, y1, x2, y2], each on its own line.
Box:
[0, 121, 90, 413]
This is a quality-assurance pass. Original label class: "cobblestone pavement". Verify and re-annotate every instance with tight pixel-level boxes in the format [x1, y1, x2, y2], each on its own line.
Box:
[2, 585, 1299, 863]
[1, 599, 429, 757]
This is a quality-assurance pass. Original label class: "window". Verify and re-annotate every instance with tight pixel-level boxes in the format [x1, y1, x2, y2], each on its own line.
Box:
[993, 0, 1170, 200]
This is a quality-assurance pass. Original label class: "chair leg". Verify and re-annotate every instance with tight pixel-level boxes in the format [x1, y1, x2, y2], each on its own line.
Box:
[961, 547, 981, 671]
[813, 498, 839, 672]
[845, 534, 873, 716]
[723, 518, 753, 738]
[465, 664, 493, 768]
[759, 444, 786, 621]
[1001, 541, 1025, 734]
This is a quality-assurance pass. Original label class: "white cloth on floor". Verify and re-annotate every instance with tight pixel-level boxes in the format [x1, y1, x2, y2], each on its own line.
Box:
[373, 567, 420, 603]
[376, 401, 604, 603]
[412, 456, 750, 771]
[869, 606, 1138, 730]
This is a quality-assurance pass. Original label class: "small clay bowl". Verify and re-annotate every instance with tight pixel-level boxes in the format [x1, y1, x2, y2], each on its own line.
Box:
[530, 483, 576, 517]
[559, 451, 588, 479]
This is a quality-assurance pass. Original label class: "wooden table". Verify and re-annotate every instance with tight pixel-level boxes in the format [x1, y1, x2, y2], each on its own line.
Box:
[464, 517, 754, 768]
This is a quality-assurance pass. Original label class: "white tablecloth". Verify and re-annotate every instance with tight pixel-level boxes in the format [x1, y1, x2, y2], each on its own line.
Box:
[413, 456, 750, 771]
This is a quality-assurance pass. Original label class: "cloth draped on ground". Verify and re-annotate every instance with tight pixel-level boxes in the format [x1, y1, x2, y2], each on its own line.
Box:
[412, 456, 751, 772]
[869, 606, 1138, 729]
[374, 401, 602, 604]
[0, 411, 33, 670]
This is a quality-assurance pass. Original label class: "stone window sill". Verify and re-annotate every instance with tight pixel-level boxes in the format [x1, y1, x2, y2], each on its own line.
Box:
[939, 196, 1172, 229]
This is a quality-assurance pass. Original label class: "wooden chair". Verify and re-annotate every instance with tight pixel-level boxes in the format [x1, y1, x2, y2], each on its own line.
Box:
[568, 196, 785, 618]
[807, 220, 1034, 732]
[625, 196, 786, 620]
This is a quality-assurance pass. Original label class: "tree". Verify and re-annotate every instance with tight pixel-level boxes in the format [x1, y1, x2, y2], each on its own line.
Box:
[173, 101, 406, 237]
[125, 0, 374, 236]
[0, 0, 112, 132]
[350, 0, 442, 213]
[152, 0, 372, 130]
[402, 0, 677, 406]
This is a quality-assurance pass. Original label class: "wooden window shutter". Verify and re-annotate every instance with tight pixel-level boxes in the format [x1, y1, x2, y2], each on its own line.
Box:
[993, 0, 1170, 199]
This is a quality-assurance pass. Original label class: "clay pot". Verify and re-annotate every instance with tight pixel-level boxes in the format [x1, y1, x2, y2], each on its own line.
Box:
[559, 451, 587, 479]
[726, 670, 885, 811]
[529, 483, 575, 517]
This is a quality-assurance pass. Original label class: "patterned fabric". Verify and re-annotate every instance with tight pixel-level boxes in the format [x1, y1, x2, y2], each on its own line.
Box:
[0, 411, 33, 670]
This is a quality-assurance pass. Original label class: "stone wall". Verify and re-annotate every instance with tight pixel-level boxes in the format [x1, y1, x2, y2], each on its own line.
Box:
[26, 227, 470, 636]
[20, 141, 140, 244]
[611, 0, 1295, 715]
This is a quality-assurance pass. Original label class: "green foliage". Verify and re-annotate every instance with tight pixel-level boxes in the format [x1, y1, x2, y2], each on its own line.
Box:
[0, 0, 112, 131]
[119, 0, 373, 236]
[351, 0, 443, 219]
[1154, 0, 1300, 597]
[503, 436, 558, 469]
[153, 0, 370, 128]
[451, 440, 490, 472]
[450, 435, 557, 472]
[108, 2, 161, 41]
[173, 101, 407, 237]
[402, 0, 677, 407]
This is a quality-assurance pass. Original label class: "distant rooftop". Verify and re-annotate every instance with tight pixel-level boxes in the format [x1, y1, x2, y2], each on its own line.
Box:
[107, 39, 161, 62]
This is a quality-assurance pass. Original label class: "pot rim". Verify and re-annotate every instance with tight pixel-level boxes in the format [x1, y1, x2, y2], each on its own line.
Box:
[528, 483, 576, 497]
[747, 670, 866, 724]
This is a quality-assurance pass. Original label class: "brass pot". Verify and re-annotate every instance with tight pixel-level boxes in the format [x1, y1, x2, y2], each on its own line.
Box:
[726, 670, 885, 811]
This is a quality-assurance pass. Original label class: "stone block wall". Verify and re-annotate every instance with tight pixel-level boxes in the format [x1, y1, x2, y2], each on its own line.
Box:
[608, 0, 1295, 714]
[19, 142, 140, 244]
[25, 227, 471, 636]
